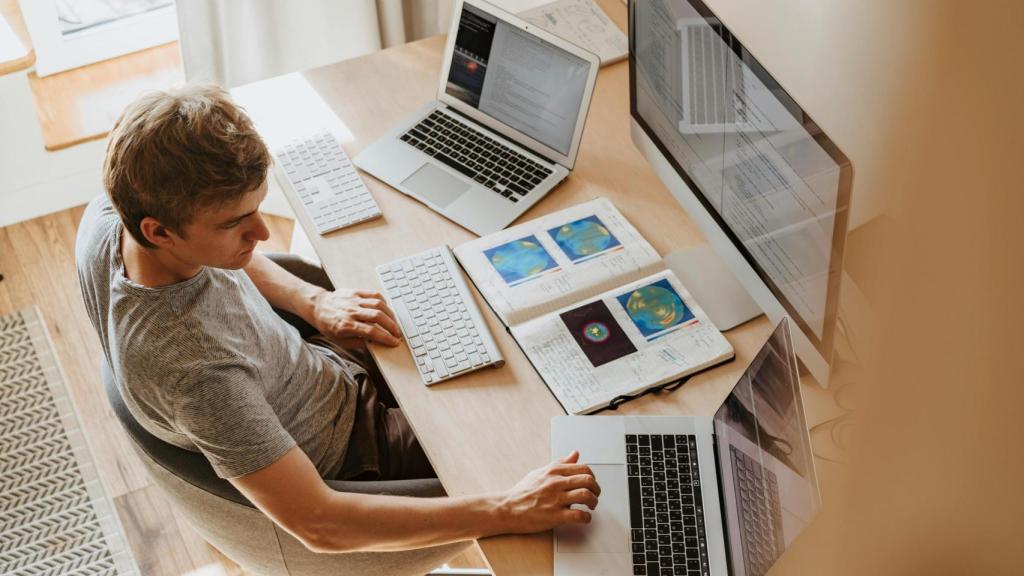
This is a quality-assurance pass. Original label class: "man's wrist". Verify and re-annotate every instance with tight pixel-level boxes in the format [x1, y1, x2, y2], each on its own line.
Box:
[480, 491, 516, 537]
[297, 283, 328, 326]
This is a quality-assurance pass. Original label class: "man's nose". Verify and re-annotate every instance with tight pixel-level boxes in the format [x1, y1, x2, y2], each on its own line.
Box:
[246, 213, 271, 242]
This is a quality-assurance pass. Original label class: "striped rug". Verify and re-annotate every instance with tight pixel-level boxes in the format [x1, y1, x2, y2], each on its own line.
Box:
[0, 307, 137, 576]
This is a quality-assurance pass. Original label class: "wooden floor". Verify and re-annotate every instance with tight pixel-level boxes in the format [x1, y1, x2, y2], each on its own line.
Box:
[0, 206, 486, 574]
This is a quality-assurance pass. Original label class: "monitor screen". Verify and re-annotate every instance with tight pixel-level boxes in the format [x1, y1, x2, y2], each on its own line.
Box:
[713, 319, 819, 575]
[446, 3, 592, 156]
[629, 0, 851, 360]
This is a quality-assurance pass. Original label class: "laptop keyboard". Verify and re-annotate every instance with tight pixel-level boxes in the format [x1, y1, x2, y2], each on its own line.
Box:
[729, 446, 784, 576]
[627, 434, 711, 576]
[399, 110, 553, 203]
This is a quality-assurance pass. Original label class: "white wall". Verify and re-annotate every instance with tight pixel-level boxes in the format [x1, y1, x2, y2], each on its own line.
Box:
[0, 73, 107, 227]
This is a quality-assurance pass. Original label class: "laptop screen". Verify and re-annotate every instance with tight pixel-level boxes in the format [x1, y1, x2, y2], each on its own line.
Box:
[445, 3, 592, 156]
[712, 318, 819, 575]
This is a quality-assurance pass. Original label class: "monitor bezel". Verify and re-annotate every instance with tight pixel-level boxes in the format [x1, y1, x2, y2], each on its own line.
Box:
[628, 0, 853, 364]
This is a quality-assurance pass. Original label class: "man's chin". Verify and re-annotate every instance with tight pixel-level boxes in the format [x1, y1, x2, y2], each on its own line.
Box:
[225, 250, 255, 269]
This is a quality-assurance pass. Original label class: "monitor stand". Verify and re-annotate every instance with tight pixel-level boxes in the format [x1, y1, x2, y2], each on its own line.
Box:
[664, 244, 762, 331]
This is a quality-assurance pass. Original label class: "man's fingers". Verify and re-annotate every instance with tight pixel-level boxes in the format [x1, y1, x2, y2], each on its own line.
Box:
[353, 290, 384, 300]
[562, 473, 601, 497]
[353, 308, 402, 338]
[562, 488, 599, 510]
[552, 463, 595, 478]
[560, 450, 580, 464]
[563, 508, 592, 524]
[358, 298, 397, 321]
[353, 322, 401, 346]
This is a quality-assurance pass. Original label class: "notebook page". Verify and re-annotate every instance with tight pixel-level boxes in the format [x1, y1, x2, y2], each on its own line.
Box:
[455, 198, 662, 326]
[511, 269, 733, 414]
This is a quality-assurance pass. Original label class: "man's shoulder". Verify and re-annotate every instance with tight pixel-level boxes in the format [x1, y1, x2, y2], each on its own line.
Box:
[75, 195, 119, 272]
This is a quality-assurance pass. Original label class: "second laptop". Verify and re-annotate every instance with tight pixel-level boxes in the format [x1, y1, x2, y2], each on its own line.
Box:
[354, 0, 601, 236]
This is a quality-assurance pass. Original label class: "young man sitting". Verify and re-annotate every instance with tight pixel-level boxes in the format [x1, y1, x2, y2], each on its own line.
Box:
[76, 85, 599, 553]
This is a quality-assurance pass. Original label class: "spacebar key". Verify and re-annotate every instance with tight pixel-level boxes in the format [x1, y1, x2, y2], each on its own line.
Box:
[435, 153, 475, 179]
[627, 476, 642, 528]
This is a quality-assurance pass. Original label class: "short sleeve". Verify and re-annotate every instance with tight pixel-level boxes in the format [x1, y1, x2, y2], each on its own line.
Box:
[172, 359, 296, 479]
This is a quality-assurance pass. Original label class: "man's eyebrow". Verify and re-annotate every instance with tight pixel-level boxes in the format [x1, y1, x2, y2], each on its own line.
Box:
[217, 209, 259, 226]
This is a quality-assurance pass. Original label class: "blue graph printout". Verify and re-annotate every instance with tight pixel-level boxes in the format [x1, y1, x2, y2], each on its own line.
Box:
[484, 235, 559, 286]
[616, 278, 695, 339]
[547, 215, 622, 263]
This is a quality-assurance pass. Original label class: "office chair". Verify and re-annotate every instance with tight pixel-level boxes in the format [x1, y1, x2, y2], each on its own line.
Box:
[98, 254, 478, 575]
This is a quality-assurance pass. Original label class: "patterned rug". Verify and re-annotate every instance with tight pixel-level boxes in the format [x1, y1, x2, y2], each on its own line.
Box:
[0, 308, 138, 576]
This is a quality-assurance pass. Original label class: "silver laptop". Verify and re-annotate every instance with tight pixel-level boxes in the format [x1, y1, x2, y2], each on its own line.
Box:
[353, 0, 600, 236]
[552, 318, 820, 576]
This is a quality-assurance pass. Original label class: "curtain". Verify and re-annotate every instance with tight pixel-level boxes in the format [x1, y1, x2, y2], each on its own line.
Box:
[176, 0, 454, 88]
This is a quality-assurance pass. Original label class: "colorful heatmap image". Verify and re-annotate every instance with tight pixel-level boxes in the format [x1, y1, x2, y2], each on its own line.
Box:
[547, 215, 622, 262]
[560, 299, 637, 367]
[617, 278, 695, 339]
[484, 235, 559, 286]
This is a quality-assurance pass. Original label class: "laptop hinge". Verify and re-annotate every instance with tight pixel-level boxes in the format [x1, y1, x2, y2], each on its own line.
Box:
[439, 104, 559, 167]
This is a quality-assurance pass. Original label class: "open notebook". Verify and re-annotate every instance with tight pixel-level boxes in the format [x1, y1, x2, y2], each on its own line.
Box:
[454, 198, 733, 414]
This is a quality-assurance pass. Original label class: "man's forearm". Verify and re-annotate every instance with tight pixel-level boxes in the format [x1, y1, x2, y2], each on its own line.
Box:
[243, 252, 324, 325]
[234, 448, 595, 555]
[303, 491, 511, 553]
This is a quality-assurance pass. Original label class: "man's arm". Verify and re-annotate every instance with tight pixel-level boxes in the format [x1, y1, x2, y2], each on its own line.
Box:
[230, 446, 600, 553]
[243, 252, 401, 346]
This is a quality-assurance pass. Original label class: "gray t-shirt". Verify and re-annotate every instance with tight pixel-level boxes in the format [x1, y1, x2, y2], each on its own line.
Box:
[76, 196, 358, 479]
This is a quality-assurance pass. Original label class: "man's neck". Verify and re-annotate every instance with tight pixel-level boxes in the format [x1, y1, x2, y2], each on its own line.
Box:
[120, 231, 203, 287]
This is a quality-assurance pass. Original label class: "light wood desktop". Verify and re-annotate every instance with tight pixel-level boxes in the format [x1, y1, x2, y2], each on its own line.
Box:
[280, 1, 774, 572]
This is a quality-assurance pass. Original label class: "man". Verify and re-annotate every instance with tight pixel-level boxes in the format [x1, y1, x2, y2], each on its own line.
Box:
[76, 85, 599, 553]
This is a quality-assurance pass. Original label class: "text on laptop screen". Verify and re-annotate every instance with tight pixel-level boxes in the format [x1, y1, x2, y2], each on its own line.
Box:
[446, 3, 591, 156]
[712, 320, 819, 575]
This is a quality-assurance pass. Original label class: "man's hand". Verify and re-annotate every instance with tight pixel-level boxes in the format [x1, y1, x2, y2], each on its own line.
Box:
[497, 451, 601, 533]
[311, 288, 402, 347]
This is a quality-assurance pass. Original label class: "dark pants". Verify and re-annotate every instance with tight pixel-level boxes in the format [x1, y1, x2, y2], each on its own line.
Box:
[266, 254, 436, 481]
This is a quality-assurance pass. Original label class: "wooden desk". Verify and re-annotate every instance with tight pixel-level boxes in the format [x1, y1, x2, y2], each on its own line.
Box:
[280, 1, 773, 572]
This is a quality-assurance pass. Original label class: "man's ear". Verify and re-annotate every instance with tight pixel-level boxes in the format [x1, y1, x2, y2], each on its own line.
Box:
[138, 216, 180, 248]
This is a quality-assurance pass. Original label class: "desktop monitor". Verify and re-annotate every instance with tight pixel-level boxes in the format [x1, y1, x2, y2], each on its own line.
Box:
[628, 0, 853, 386]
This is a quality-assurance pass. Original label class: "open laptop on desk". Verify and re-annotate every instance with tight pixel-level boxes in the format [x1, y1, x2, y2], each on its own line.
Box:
[353, 0, 600, 236]
[552, 318, 820, 576]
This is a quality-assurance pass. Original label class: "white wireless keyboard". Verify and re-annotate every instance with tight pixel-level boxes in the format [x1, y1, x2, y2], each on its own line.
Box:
[274, 131, 382, 235]
[377, 246, 504, 385]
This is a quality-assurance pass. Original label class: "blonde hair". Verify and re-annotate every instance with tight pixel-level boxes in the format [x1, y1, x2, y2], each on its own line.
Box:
[103, 84, 271, 248]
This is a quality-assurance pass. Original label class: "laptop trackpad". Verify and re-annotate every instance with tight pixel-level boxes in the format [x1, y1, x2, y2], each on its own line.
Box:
[555, 464, 630, 554]
[401, 163, 470, 208]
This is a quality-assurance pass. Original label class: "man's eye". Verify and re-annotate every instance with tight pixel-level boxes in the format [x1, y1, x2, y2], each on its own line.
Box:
[222, 221, 241, 229]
